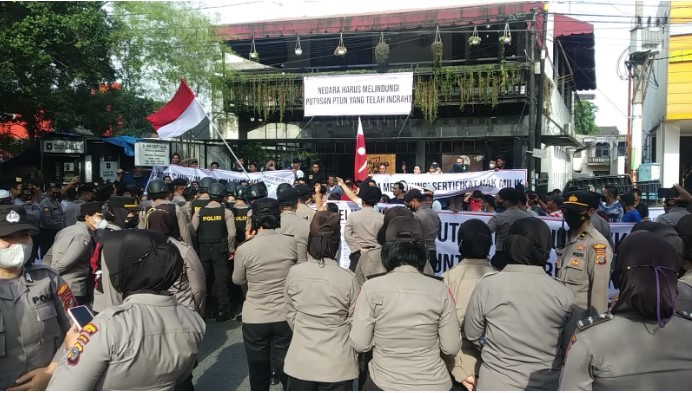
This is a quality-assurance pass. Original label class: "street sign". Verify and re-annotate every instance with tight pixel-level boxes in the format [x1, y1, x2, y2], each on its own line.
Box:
[134, 142, 170, 166]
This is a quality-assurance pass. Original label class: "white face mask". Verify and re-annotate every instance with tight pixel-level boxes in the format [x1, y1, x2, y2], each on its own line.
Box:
[489, 163, 496, 169]
[92, 217, 108, 230]
[0, 242, 32, 270]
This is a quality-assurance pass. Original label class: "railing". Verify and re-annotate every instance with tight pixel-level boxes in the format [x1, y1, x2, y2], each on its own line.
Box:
[587, 156, 610, 164]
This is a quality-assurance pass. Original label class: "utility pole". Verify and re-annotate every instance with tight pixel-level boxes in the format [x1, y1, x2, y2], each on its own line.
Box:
[533, 4, 549, 190]
[527, 11, 537, 188]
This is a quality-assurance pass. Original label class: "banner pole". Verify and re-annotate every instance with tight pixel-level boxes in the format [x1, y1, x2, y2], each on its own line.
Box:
[208, 117, 251, 179]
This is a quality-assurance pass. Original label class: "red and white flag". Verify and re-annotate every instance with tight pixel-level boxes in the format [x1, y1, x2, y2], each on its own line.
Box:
[354, 117, 368, 181]
[146, 80, 208, 139]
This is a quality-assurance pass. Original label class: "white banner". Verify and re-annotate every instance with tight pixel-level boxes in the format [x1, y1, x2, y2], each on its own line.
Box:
[372, 170, 527, 198]
[303, 72, 413, 116]
[146, 166, 296, 198]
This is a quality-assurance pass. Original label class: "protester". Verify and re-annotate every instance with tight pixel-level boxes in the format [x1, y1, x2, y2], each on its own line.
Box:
[464, 190, 483, 212]
[307, 162, 324, 187]
[631, 187, 649, 221]
[494, 154, 507, 171]
[350, 216, 461, 391]
[621, 193, 643, 223]
[412, 165, 422, 174]
[656, 193, 691, 227]
[47, 229, 206, 390]
[441, 219, 496, 390]
[291, 158, 304, 180]
[598, 186, 623, 222]
[465, 217, 578, 390]
[560, 231, 692, 390]
[170, 153, 182, 165]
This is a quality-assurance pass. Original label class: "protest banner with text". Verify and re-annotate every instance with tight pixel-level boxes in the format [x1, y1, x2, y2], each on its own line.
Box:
[372, 170, 527, 198]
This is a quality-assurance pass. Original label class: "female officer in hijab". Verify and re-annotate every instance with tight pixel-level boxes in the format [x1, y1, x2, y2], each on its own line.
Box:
[465, 217, 578, 390]
[0, 205, 74, 391]
[441, 219, 495, 390]
[560, 231, 692, 390]
[283, 211, 358, 390]
[350, 216, 461, 391]
[47, 229, 206, 390]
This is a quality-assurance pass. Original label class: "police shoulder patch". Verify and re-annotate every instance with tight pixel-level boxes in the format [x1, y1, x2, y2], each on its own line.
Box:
[593, 244, 607, 265]
[66, 323, 99, 366]
[577, 312, 613, 331]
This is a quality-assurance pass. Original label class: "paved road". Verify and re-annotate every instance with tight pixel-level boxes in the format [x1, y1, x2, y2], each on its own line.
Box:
[192, 318, 282, 391]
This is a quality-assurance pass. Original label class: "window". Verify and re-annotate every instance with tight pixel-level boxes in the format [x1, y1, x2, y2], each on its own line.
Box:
[595, 142, 609, 157]
[617, 141, 626, 156]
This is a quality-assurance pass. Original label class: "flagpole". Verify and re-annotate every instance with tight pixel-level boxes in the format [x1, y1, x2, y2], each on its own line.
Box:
[205, 110, 251, 179]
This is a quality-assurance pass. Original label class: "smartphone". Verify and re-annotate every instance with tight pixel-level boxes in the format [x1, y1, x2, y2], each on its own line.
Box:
[68, 305, 94, 329]
[658, 187, 679, 199]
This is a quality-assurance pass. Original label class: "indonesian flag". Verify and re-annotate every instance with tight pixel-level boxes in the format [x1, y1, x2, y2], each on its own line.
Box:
[146, 80, 208, 139]
[354, 117, 368, 181]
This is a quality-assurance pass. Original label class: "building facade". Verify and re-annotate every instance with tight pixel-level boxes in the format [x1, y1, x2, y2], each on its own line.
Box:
[216, 2, 595, 192]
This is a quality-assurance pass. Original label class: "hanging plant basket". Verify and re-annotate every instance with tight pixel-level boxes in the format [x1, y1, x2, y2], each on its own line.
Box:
[334, 32, 347, 56]
[375, 32, 390, 66]
[431, 25, 443, 66]
[468, 26, 481, 46]
[249, 37, 259, 61]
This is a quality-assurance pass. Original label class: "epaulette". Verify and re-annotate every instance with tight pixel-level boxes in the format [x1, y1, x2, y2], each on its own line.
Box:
[366, 272, 386, 280]
[577, 312, 613, 331]
[279, 233, 295, 238]
[578, 231, 588, 239]
[676, 310, 692, 321]
[423, 273, 443, 281]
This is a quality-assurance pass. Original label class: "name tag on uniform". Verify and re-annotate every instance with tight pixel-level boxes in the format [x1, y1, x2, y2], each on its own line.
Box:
[202, 215, 222, 222]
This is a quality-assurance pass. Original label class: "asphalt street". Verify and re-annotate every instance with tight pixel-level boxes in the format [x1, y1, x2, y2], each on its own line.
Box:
[192, 318, 284, 391]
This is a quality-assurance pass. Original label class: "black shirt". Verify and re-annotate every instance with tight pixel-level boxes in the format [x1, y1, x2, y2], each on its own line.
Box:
[635, 203, 649, 220]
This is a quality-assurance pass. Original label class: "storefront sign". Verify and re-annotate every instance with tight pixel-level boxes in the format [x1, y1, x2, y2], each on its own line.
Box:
[303, 72, 413, 116]
[135, 142, 170, 166]
[42, 139, 85, 154]
[100, 160, 118, 182]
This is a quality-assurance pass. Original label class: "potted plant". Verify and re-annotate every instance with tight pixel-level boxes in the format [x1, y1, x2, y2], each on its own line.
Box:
[431, 25, 443, 65]
[375, 32, 390, 66]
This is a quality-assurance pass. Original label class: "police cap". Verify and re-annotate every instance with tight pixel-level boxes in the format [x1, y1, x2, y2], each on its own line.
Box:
[295, 184, 311, 198]
[80, 201, 102, 217]
[77, 183, 96, 194]
[276, 183, 293, 196]
[561, 191, 594, 212]
[252, 197, 280, 217]
[385, 216, 424, 242]
[0, 205, 38, 236]
[403, 189, 424, 203]
[277, 188, 298, 206]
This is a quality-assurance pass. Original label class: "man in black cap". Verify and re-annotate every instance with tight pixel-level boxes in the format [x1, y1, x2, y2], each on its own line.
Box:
[276, 188, 309, 263]
[556, 191, 613, 319]
[294, 184, 316, 222]
[486, 188, 532, 270]
[345, 186, 384, 271]
[404, 188, 442, 272]
[44, 201, 105, 305]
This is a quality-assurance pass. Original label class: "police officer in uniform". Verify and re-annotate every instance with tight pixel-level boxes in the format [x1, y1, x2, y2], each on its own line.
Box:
[38, 182, 65, 258]
[560, 232, 692, 390]
[44, 202, 105, 306]
[276, 188, 309, 263]
[232, 185, 251, 245]
[188, 177, 214, 219]
[345, 186, 383, 272]
[556, 191, 614, 319]
[192, 183, 236, 322]
[0, 205, 76, 391]
[233, 198, 297, 391]
[294, 184, 316, 222]
[63, 183, 95, 227]
[47, 229, 205, 390]
[485, 187, 532, 270]
[139, 180, 191, 245]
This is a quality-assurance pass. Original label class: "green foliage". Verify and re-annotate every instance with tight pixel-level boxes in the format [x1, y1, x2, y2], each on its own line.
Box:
[110, 2, 224, 101]
[575, 100, 599, 135]
[0, 1, 116, 138]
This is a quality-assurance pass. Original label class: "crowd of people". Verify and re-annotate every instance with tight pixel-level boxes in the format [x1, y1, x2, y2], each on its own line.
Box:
[1, 156, 692, 391]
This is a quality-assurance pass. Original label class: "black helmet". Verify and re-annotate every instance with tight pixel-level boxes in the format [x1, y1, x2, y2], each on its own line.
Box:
[235, 185, 249, 201]
[248, 181, 268, 200]
[146, 180, 167, 195]
[208, 182, 227, 198]
[276, 183, 293, 196]
[226, 180, 239, 195]
[199, 177, 215, 192]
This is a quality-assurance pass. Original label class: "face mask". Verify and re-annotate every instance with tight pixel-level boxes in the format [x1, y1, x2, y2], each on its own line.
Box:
[564, 211, 588, 230]
[0, 242, 32, 270]
[489, 163, 496, 169]
[92, 216, 108, 230]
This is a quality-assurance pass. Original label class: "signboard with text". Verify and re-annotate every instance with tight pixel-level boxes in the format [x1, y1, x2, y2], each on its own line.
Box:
[303, 72, 413, 116]
[42, 139, 85, 154]
[135, 142, 170, 166]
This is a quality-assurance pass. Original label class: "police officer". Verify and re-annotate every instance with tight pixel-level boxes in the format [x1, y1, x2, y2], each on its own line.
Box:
[294, 184, 316, 222]
[232, 185, 251, 245]
[43, 202, 105, 306]
[560, 232, 692, 390]
[187, 177, 214, 219]
[232, 198, 297, 390]
[38, 182, 65, 258]
[47, 229, 206, 390]
[345, 186, 383, 272]
[192, 182, 236, 322]
[485, 187, 533, 270]
[403, 188, 441, 272]
[63, 183, 96, 227]
[139, 180, 191, 245]
[464, 218, 578, 390]
[283, 211, 358, 390]
[276, 188, 309, 263]
[556, 191, 614, 319]
[171, 178, 188, 207]
[350, 216, 461, 391]
[224, 181, 239, 210]
[242, 181, 270, 239]
[0, 205, 75, 391]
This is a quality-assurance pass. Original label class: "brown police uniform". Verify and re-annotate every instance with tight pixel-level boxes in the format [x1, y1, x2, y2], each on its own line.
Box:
[345, 206, 383, 271]
[139, 199, 191, 245]
[296, 203, 315, 222]
[556, 222, 613, 319]
[353, 245, 434, 292]
[0, 265, 75, 390]
[277, 211, 309, 263]
[283, 256, 358, 386]
[440, 258, 496, 383]
[43, 221, 93, 302]
[350, 265, 461, 391]
[559, 311, 692, 390]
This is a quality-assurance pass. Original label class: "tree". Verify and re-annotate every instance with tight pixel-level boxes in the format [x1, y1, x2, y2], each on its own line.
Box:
[110, 2, 225, 101]
[574, 100, 599, 135]
[0, 2, 116, 139]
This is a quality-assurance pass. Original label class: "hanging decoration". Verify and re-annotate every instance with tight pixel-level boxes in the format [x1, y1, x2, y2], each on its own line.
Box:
[468, 26, 481, 46]
[500, 22, 512, 44]
[294, 36, 302, 56]
[375, 32, 390, 66]
[249, 37, 259, 60]
[431, 25, 443, 67]
[334, 32, 347, 56]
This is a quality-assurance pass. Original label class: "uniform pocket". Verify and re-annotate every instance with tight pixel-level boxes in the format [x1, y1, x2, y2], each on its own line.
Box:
[35, 303, 58, 321]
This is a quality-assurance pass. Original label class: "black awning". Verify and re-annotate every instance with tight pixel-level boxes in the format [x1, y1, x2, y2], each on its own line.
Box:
[542, 134, 582, 147]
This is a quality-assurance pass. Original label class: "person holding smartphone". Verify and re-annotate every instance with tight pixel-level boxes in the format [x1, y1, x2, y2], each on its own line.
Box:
[0, 205, 76, 391]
